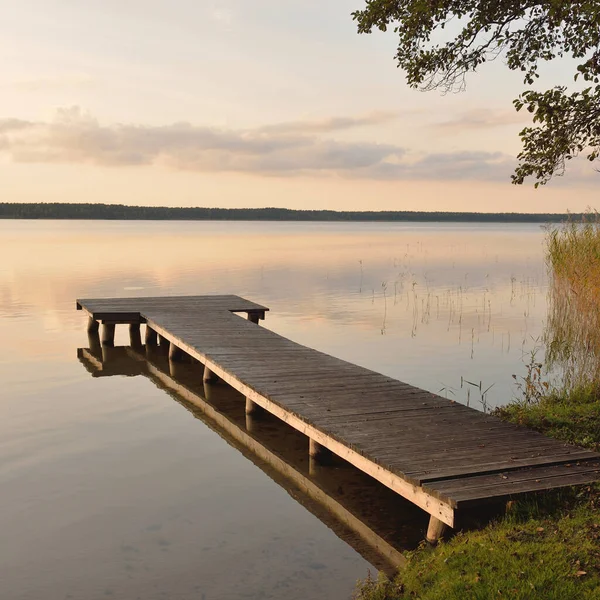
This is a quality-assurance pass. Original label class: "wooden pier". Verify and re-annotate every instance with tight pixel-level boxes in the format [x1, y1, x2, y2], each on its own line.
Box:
[77, 295, 600, 543]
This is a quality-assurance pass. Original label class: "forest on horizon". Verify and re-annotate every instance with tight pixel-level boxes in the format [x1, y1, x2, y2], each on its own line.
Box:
[0, 202, 581, 223]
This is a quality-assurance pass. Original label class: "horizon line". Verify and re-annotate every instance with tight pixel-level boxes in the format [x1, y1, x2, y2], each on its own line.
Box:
[0, 202, 595, 223]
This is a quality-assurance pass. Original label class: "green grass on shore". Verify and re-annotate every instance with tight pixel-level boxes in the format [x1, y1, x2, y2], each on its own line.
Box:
[496, 385, 600, 451]
[355, 387, 600, 600]
[356, 488, 600, 599]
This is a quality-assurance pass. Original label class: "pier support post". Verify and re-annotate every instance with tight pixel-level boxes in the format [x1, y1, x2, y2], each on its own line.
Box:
[145, 344, 158, 359]
[169, 359, 184, 379]
[101, 344, 118, 363]
[308, 456, 321, 477]
[129, 323, 142, 348]
[245, 413, 256, 433]
[169, 343, 184, 362]
[87, 316, 99, 333]
[245, 397, 264, 415]
[145, 326, 158, 346]
[87, 329, 102, 358]
[309, 439, 332, 463]
[248, 312, 260, 325]
[203, 365, 218, 383]
[101, 323, 115, 346]
[426, 516, 447, 545]
[309, 439, 333, 476]
[158, 334, 170, 351]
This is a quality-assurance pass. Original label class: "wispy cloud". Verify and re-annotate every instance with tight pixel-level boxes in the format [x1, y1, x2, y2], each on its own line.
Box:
[0, 107, 516, 181]
[367, 151, 514, 182]
[258, 111, 400, 135]
[0, 119, 31, 133]
[432, 109, 529, 133]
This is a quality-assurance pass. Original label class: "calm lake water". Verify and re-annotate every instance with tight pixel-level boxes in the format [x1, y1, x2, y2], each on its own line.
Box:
[0, 220, 548, 600]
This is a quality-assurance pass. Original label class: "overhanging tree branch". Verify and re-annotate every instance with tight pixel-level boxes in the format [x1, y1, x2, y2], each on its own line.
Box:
[352, 0, 600, 185]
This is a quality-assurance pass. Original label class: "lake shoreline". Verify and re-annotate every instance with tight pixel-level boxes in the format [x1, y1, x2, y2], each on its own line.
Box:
[0, 202, 585, 223]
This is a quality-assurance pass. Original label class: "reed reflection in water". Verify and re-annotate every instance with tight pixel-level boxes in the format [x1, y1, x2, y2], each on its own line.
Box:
[545, 220, 600, 391]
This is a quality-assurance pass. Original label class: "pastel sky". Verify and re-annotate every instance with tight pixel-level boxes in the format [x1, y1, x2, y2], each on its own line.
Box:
[1, 0, 597, 212]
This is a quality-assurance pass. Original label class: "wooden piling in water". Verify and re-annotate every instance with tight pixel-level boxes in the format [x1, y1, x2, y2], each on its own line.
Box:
[309, 439, 332, 463]
[158, 334, 170, 351]
[203, 365, 217, 383]
[145, 326, 158, 346]
[245, 413, 256, 433]
[169, 343, 184, 362]
[245, 396, 264, 415]
[101, 323, 115, 346]
[87, 329, 102, 357]
[87, 316, 99, 333]
[129, 323, 142, 348]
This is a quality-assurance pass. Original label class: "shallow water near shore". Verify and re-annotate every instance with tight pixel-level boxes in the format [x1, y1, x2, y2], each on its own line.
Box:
[0, 220, 547, 599]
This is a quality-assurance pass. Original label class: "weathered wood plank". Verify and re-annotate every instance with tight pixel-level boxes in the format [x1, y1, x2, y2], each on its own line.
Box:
[411, 451, 598, 484]
[447, 469, 600, 504]
[427, 459, 600, 502]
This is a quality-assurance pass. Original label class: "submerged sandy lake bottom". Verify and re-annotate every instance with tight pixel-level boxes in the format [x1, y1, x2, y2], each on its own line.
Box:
[0, 220, 547, 599]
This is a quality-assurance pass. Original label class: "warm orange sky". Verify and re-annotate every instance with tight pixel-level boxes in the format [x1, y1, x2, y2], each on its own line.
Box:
[1, 0, 597, 212]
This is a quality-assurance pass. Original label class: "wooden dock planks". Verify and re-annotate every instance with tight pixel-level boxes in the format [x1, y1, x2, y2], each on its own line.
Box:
[77, 294, 600, 539]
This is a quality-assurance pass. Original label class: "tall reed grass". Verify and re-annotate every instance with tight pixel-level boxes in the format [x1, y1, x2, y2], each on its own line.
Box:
[545, 213, 600, 391]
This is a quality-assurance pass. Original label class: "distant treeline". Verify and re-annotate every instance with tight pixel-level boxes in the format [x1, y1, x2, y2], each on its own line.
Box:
[0, 203, 580, 223]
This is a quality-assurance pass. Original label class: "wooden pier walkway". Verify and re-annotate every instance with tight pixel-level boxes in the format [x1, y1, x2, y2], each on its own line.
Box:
[77, 294, 600, 542]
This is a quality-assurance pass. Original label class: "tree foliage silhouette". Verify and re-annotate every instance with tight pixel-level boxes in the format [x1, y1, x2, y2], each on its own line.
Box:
[353, 1, 600, 186]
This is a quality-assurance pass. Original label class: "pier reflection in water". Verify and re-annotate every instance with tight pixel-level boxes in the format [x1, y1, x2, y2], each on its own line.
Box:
[79, 331, 429, 576]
